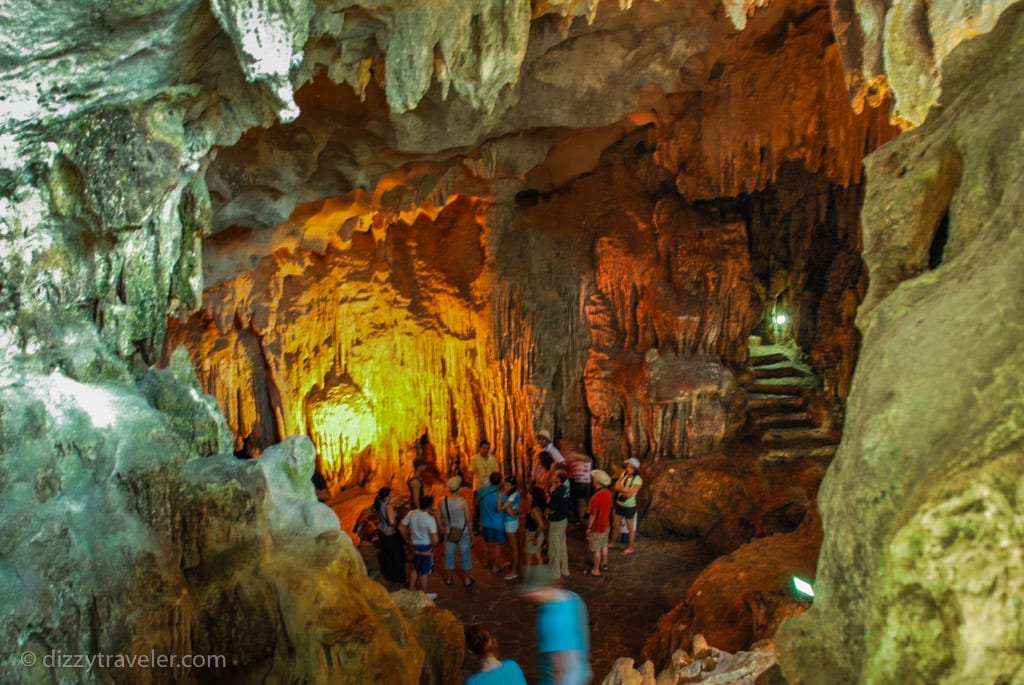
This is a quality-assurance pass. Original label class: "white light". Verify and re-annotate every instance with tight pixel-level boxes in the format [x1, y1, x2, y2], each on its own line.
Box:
[774, 314, 788, 325]
[31, 372, 120, 429]
[793, 576, 815, 598]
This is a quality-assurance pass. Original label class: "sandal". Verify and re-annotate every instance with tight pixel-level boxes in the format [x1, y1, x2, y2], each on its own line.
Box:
[620, 548, 635, 557]
[444, 576, 453, 586]
[583, 568, 602, 577]
[600, 564, 609, 571]
[464, 578, 476, 588]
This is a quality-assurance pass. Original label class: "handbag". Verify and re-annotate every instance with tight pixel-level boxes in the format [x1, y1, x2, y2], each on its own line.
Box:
[444, 498, 466, 542]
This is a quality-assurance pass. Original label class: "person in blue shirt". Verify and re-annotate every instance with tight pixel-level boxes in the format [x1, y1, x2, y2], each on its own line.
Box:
[518, 565, 592, 685]
[464, 624, 527, 685]
[476, 472, 506, 573]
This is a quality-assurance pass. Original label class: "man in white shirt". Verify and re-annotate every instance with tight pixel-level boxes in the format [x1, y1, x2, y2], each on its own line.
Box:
[400, 495, 439, 598]
[537, 430, 565, 464]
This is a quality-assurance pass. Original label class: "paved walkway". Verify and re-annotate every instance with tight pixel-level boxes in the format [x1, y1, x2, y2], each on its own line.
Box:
[360, 520, 711, 682]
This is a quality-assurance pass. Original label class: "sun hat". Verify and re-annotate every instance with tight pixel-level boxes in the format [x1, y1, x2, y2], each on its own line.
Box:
[517, 564, 561, 593]
[625, 458, 641, 470]
[447, 476, 463, 491]
[592, 469, 611, 486]
[537, 429, 552, 442]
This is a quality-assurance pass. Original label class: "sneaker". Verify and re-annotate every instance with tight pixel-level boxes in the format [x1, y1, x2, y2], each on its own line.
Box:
[425, 592, 438, 600]
[504, 572, 519, 580]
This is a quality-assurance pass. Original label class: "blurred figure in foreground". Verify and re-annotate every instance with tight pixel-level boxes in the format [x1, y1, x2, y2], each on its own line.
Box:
[519, 565, 592, 685]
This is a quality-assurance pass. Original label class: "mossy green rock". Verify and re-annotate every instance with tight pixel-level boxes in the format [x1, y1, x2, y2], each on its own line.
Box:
[777, 7, 1024, 684]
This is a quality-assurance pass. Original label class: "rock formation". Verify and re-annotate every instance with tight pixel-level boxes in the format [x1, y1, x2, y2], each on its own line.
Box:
[639, 453, 825, 556]
[644, 509, 821, 664]
[0, 348, 432, 684]
[776, 5, 1024, 684]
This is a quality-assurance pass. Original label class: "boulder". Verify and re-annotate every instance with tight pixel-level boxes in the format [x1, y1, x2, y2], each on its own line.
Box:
[602, 644, 779, 685]
[644, 511, 820, 666]
[391, 590, 465, 685]
[0, 361, 428, 684]
[639, 455, 824, 557]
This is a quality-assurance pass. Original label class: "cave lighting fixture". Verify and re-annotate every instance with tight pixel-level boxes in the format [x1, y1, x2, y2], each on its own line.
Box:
[792, 576, 815, 599]
[774, 313, 788, 326]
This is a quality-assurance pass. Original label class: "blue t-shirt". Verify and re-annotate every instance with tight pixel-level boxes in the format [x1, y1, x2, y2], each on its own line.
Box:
[465, 659, 527, 685]
[477, 485, 504, 530]
[536, 591, 591, 685]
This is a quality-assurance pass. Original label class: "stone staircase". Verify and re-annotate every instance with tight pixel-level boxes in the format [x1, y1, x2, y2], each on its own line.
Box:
[744, 341, 841, 463]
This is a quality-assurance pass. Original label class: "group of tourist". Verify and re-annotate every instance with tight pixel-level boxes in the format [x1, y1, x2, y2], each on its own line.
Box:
[370, 430, 643, 683]
[375, 431, 645, 592]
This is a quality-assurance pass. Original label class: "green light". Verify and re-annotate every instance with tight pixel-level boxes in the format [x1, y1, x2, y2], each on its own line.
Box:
[792, 576, 815, 598]
[774, 313, 788, 326]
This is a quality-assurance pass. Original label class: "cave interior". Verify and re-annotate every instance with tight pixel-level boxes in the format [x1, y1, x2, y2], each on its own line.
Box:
[1, 0, 1022, 683]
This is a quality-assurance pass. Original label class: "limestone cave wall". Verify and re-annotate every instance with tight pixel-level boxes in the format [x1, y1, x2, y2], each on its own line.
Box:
[777, 5, 1024, 684]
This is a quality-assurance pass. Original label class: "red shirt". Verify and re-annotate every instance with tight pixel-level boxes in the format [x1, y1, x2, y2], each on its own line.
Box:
[587, 488, 613, 533]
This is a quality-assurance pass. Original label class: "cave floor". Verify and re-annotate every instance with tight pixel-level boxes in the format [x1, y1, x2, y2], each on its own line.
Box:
[354, 511, 711, 682]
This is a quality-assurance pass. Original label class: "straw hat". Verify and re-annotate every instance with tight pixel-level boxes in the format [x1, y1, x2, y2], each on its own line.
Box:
[592, 469, 611, 486]
[447, 476, 463, 491]
[537, 429, 552, 442]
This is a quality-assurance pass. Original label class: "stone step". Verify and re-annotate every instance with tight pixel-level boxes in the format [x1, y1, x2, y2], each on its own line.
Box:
[761, 426, 839, 444]
[749, 351, 789, 367]
[751, 411, 813, 429]
[749, 379, 813, 396]
[752, 362, 815, 379]
[747, 393, 806, 412]
[760, 443, 839, 464]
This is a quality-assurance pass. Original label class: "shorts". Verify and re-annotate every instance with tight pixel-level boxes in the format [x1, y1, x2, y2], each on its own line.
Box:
[482, 526, 507, 544]
[412, 545, 434, 575]
[587, 529, 609, 552]
[614, 502, 637, 518]
[525, 529, 545, 555]
[504, 519, 520, 534]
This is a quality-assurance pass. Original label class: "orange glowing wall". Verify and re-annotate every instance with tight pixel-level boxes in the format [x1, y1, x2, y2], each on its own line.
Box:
[166, 195, 538, 485]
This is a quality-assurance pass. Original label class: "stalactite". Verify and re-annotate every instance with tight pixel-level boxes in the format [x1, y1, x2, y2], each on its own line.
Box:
[654, 7, 899, 203]
[167, 195, 544, 486]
